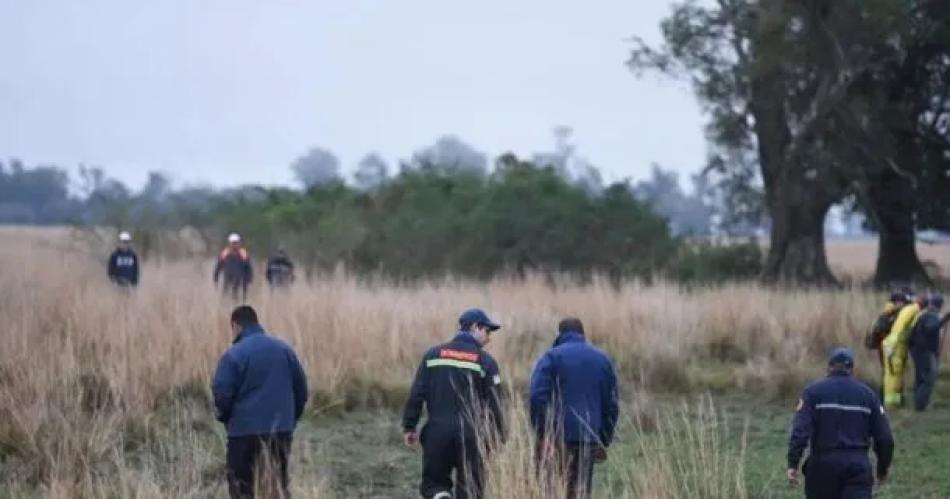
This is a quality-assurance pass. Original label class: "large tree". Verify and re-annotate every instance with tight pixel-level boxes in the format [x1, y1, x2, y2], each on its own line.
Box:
[631, 0, 949, 285]
[841, 1, 950, 285]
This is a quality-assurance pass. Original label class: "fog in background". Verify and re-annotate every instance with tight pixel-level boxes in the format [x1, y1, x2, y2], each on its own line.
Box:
[0, 0, 704, 189]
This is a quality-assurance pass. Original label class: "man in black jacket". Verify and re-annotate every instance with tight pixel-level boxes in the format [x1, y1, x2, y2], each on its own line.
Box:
[402, 309, 505, 499]
[107, 231, 139, 288]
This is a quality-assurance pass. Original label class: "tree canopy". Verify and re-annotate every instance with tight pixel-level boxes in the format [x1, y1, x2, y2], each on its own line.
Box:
[631, 0, 950, 286]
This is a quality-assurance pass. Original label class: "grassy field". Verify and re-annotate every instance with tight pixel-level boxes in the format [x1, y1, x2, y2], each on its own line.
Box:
[825, 239, 950, 282]
[1, 227, 948, 498]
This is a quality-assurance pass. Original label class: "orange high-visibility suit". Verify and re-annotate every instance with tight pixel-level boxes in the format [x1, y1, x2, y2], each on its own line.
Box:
[882, 302, 922, 408]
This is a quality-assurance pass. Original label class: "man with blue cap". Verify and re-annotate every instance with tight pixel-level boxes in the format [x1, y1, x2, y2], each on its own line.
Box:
[909, 293, 946, 411]
[402, 308, 506, 499]
[787, 348, 894, 498]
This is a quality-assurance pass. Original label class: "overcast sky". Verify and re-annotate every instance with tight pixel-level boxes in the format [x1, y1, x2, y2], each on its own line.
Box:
[1, 0, 706, 189]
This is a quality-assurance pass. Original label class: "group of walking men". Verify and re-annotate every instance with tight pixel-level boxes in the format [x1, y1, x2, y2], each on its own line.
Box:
[214, 302, 916, 499]
[126, 237, 942, 499]
[866, 287, 949, 410]
[402, 310, 619, 499]
[210, 306, 618, 499]
[782, 287, 949, 499]
[107, 231, 296, 296]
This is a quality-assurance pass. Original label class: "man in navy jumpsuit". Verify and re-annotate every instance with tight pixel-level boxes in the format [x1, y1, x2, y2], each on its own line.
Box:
[402, 309, 506, 499]
[787, 348, 894, 499]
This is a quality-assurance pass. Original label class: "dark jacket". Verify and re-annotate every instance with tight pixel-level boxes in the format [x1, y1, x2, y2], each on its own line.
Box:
[214, 247, 253, 286]
[402, 332, 505, 438]
[529, 332, 619, 446]
[909, 309, 944, 354]
[212, 324, 308, 437]
[788, 371, 894, 475]
[266, 256, 295, 286]
[108, 248, 139, 286]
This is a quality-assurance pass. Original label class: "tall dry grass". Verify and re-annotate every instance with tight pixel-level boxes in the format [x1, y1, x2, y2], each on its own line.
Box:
[0, 228, 903, 497]
[480, 396, 747, 499]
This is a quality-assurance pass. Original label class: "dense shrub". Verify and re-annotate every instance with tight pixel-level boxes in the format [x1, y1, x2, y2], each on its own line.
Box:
[667, 240, 763, 284]
[211, 156, 680, 281]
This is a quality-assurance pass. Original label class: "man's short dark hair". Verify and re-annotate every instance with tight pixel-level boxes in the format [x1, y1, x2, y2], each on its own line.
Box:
[558, 317, 585, 335]
[231, 306, 259, 327]
[829, 361, 853, 372]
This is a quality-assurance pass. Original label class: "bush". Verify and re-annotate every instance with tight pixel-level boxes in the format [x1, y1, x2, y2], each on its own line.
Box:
[668, 240, 763, 284]
[203, 156, 679, 281]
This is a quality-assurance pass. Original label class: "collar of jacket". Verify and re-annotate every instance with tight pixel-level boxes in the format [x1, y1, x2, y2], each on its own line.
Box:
[453, 331, 480, 346]
[553, 331, 586, 348]
[234, 324, 265, 344]
[828, 370, 851, 377]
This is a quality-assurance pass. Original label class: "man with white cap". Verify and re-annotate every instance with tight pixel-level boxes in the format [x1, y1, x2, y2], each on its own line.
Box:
[108, 231, 139, 288]
[214, 233, 253, 301]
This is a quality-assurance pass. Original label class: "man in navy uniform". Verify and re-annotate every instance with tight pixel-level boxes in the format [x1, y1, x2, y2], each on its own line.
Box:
[909, 293, 945, 411]
[402, 309, 506, 499]
[787, 348, 894, 498]
[265, 248, 296, 289]
[107, 231, 139, 287]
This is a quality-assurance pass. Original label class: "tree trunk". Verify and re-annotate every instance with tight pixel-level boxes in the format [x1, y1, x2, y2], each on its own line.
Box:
[761, 175, 838, 286]
[869, 172, 930, 287]
[875, 230, 929, 287]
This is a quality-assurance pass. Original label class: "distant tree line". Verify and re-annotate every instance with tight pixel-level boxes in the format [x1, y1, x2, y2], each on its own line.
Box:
[0, 136, 759, 283]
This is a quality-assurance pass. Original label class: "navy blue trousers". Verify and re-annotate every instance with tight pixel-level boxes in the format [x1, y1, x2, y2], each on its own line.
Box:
[419, 423, 484, 499]
[803, 453, 872, 499]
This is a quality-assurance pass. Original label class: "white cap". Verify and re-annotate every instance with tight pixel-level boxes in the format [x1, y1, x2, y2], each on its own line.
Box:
[118, 231, 132, 242]
[228, 233, 241, 243]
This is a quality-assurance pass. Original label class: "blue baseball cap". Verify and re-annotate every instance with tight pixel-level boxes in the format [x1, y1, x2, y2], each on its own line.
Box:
[828, 348, 855, 369]
[458, 309, 501, 331]
[889, 291, 908, 303]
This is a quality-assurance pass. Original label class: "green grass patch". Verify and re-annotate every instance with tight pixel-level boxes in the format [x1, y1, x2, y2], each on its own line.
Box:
[301, 379, 950, 498]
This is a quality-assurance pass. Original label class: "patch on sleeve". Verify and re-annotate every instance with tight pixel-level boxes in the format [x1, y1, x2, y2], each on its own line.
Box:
[492, 374, 502, 385]
[795, 398, 804, 411]
[880, 405, 885, 415]
[439, 349, 480, 362]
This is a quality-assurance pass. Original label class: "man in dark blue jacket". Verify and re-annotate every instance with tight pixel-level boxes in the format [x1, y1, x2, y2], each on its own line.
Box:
[909, 293, 945, 411]
[265, 248, 296, 289]
[787, 348, 894, 498]
[212, 306, 308, 499]
[402, 308, 506, 499]
[107, 231, 139, 287]
[529, 317, 619, 499]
